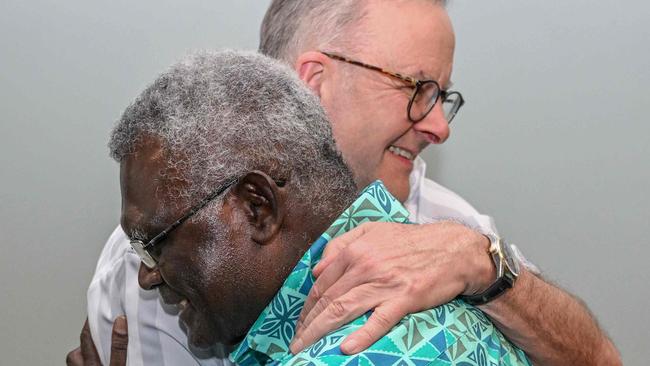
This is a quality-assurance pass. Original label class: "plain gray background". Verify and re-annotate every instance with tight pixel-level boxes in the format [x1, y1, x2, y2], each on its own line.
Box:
[1, 1, 648, 364]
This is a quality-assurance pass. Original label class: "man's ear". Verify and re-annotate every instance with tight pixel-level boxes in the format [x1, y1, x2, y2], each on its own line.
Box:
[232, 171, 286, 244]
[294, 51, 331, 97]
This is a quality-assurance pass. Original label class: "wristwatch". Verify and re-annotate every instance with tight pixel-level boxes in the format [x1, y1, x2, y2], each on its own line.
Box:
[460, 235, 520, 306]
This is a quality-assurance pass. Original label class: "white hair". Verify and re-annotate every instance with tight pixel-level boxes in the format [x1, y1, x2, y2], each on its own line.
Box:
[259, 0, 448, 64]
[109, 50, 357, 217]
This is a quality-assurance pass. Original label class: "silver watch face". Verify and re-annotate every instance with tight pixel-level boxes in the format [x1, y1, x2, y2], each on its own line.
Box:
[501, 241, 520, 276]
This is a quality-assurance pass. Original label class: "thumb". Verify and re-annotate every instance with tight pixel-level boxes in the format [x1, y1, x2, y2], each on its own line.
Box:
[109, 316, 128, 366]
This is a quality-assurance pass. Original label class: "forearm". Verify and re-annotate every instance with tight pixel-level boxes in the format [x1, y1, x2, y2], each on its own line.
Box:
[479, 269, 621, 366]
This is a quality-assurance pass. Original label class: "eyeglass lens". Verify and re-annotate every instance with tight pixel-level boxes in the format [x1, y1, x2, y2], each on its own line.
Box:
[410, 83, 461, 124]
[442, 92, 462, 124]
[409, 81, 439, 122]
[132, 240, 158, 269]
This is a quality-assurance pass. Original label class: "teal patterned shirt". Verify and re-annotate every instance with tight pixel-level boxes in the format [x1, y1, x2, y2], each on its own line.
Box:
[230, 181, 531, 366]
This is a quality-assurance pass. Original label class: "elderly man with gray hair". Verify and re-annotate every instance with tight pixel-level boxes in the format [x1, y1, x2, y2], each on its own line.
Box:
[73, 0, 621, 365]
[69, 50, 531, 365]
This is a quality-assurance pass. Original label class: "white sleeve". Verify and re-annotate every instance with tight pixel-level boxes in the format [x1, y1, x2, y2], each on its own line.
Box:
[408, 177, 539, 274]
[86, 226, 232, 366]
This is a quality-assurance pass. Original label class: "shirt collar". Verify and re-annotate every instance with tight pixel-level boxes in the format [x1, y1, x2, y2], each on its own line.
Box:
[405, 156, 426, 221]
[230, 180, 411, 364]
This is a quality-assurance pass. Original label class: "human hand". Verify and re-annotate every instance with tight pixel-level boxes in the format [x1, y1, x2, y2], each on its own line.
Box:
[66, 316, 128, 366]
[289, 221, 494, 355]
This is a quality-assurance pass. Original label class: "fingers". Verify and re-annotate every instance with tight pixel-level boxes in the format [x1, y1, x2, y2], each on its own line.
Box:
[296, 249, 352, 334]
[290, 284, 381, 354]
[67, 317, 128, 366]
[79, 318, 101, 366]
[313, 223, 370, 277]
[293, 223, 383, 354]
[109, 316, 128, 366]
[340, 305, 404, 354]
[300, 224, 373, 329]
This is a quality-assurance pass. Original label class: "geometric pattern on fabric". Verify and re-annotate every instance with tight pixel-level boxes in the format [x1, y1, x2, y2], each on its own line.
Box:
[230, 181, 531, 366]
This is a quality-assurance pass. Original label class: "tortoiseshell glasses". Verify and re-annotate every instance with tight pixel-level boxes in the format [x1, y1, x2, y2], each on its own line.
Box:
[320, 51, 464, 123]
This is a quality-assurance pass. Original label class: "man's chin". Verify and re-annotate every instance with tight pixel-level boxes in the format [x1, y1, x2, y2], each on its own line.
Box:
[180, 312, 219, 349]
[186, 327, 226, 350]
[185, 321, 244, 350]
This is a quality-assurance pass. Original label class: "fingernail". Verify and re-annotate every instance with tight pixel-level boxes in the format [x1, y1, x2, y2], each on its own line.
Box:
[290, 339, 303, 355]
[114, 315, 127, 336]
[341, 339, 358, 354]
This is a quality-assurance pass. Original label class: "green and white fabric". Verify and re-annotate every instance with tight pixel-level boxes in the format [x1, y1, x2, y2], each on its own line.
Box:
[231, 181, 531, 366]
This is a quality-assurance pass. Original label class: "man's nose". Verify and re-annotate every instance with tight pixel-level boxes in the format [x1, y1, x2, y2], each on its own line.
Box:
[138, 263, 163, 290]
[412, 102, 450, 144]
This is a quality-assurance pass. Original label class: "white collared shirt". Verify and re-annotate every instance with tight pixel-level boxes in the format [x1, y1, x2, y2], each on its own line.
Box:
[405, 157, 499, 233]
[87, 157, 533, 365]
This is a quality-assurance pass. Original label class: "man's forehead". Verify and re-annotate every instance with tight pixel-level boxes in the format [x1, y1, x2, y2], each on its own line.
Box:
[119, 140, 181, 240]
[120, 188, 168, 241]
[354, 1, 455, 86]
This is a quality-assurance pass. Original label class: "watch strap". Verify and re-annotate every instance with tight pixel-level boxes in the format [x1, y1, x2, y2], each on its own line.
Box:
[459, 235, 518, 306]
[460, 273, 515, 306]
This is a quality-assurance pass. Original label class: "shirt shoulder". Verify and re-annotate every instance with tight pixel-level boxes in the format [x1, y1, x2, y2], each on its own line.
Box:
[406, 158, 497, 235]
[91, 225, 133, 279]
[286, 300, 530, 366]
[86, 226, 133, 364]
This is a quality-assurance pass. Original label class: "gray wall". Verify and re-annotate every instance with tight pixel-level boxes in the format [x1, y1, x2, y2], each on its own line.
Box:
[0, 1, 647, 364]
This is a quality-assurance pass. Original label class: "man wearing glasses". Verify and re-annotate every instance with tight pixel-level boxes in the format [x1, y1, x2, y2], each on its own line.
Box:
[73, 49, 532, 365]
[259, 2, 620, 365]
[74, 1, 620, 365]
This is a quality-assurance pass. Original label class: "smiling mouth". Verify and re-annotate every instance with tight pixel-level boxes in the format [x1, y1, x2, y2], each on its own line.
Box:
[388, 145, 416, 160]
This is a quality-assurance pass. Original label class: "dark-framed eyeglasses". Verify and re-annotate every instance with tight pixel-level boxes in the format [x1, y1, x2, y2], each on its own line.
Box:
[320, 51, 465, 124]
[130, 178, 239, 269]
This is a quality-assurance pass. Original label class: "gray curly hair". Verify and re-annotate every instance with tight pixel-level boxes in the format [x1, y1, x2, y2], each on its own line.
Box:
[109, 50, 357, 217]
[259, 0, 448, 64]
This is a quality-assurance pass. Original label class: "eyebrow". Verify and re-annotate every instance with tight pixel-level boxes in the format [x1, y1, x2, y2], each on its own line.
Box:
[414, 70, 454, 90]
[444, 80, 455, 90]
[413, 70, 431, 80]
[126, 226, 148, 242]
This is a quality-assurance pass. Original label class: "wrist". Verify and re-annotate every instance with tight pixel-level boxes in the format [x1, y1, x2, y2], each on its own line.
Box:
[460, 235, 521, 305]
[463, 233, 497, 296]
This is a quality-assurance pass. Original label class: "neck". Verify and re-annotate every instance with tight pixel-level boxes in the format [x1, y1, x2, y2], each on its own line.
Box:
[255, 195, 353, 306]
[236, 191, 356, 344]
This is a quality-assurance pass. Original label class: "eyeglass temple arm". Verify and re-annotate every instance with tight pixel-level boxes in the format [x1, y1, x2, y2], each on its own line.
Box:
[142, 178, 238, 250]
